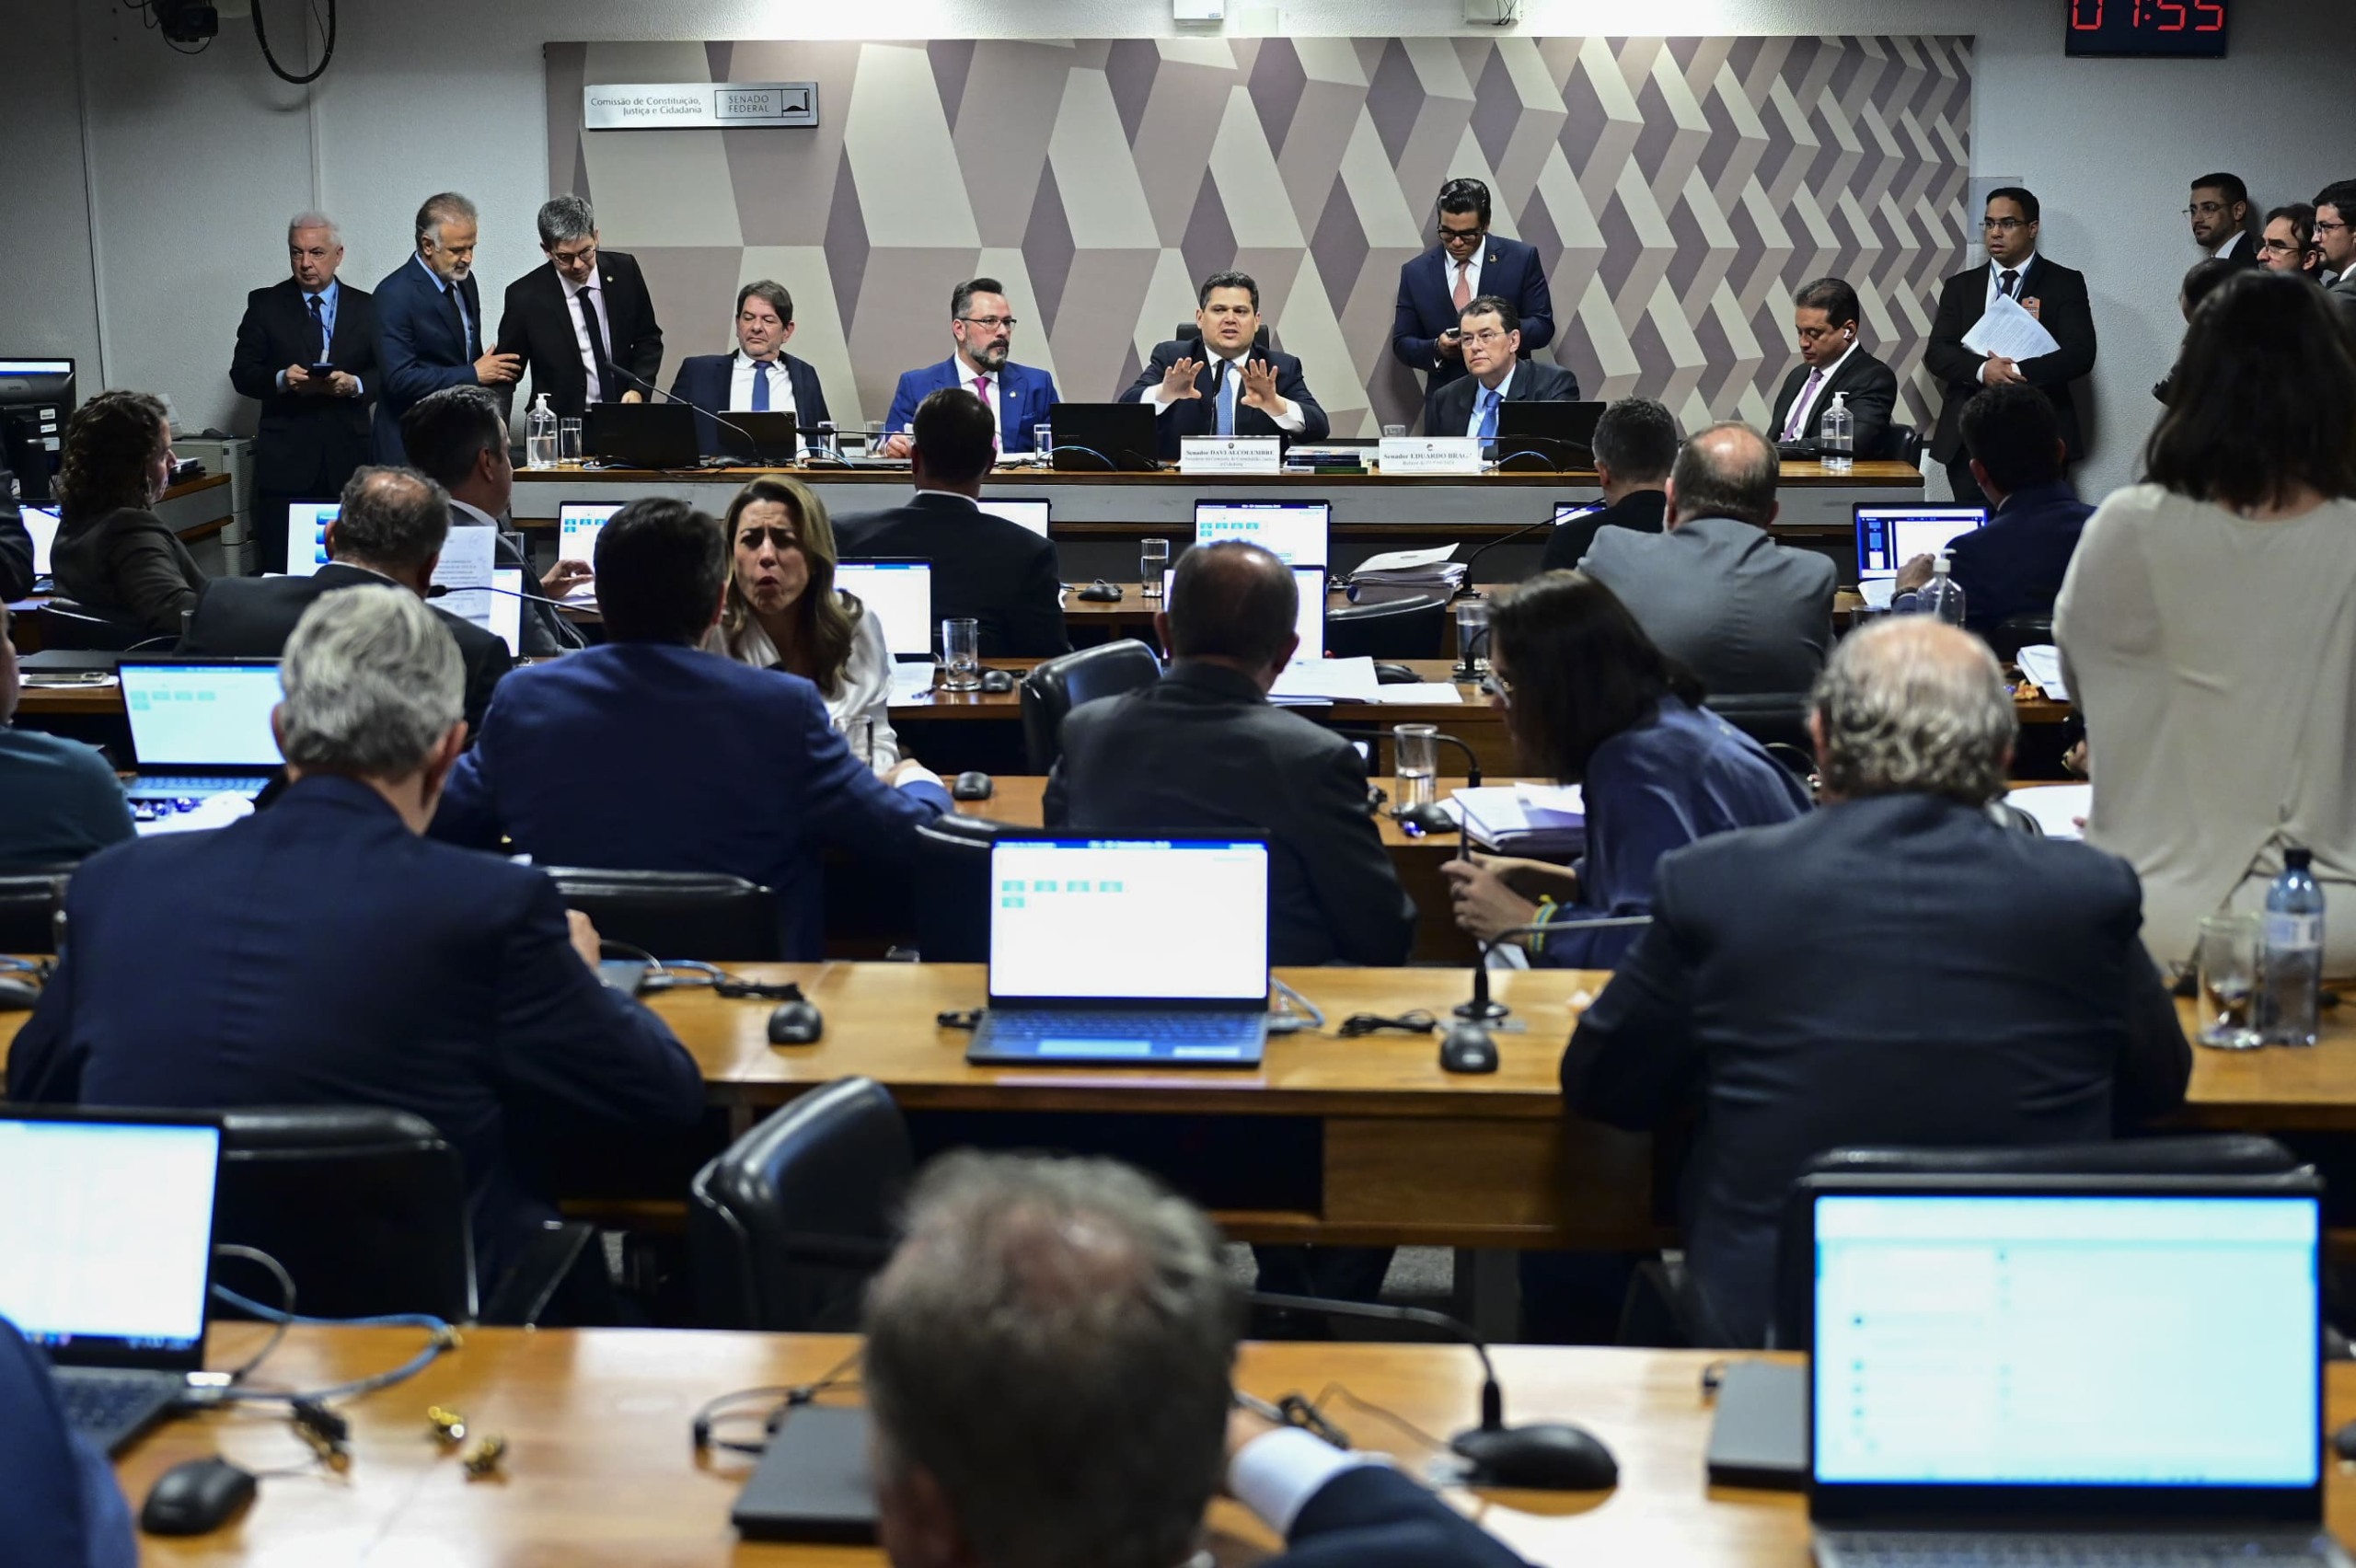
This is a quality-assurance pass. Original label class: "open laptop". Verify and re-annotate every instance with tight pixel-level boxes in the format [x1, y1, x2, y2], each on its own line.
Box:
[1049, 404, 1160, 471]
[23, 502, 58, 587]
[282, 499, 341, 578]
[834, 559, 934, 663]
[976, 499, 1051, 536]
[1854, 503, 1988, 582]
[119, 657, 283, 802]
[559, 501, 624, 566]
[1496, 400, 1606, 471]
[966, 836, 1272, 1067]
[715, 410, 805, 464]
[1163, 560, 1326, 663]
[1808, 1175, 2343, 1567]
[1193, 500, 1330, 567]
[0, 1109, 223, 1455]
[587, 401, 700, 469]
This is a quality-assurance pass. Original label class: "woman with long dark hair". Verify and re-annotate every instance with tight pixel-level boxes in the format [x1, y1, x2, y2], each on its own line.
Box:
[1442, 570, 1810, 968]
[51, 390, 207, 639]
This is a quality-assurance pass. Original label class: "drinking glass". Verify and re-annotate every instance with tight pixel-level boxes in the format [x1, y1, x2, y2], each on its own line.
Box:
[558, 417, 583, 467]
[2196, 913, 2264, 1050]
[1454, 596, 1490, 675]
[941, 617, 983, 692]
[863, 420, 885, 455]
[1393, 723, 1438, 811]
[1139, 537, 1172, 597]
[1034, 422, 1055, 464]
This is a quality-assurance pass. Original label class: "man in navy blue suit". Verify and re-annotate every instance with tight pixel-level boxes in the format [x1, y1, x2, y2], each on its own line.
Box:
[372, 192, 521, 464]
[667, 280, 830, 456]
[1891, 382, 2092, 634]
[880, 277, 1060, 458]
[864, 1151, 1536, 1568]
[0, 1315, 134, 1568]
[1392, 178, 1556, 396]
[1118, 271, 1330, 461]
[6, 587, 704, 1288]
[431, 496, 953, 959]
[1421, 294, 1580, 438]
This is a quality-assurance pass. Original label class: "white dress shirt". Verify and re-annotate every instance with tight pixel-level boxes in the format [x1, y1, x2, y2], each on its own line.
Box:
[1142, 346, 1305, 432]
[1784, 340, 1858, 441]
[560, 272, 615, 399]
[1462, 364, 1517, 440]
[1984, 252, 2038, 310]
[2212, 231, 2250, 260]
[1227, 1426, 1377, 1538]
[955, 362, 1000, 444]
[706, 599, 902, 773]
[729, 352, 797, 417]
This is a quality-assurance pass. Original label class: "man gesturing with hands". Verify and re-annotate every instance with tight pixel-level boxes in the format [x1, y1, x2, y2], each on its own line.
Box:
[1120, 271, 1330, 462]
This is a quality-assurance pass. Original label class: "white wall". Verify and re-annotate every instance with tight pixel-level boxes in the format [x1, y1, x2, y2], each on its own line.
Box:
[6, 0, 2352, 498]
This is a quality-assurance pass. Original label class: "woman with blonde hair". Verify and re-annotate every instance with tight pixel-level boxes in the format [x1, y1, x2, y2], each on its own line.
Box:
[707, 475, 901, 770]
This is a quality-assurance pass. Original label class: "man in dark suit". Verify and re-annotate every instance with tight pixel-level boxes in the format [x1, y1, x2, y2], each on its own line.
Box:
[6, 587, 704, 1288]
[834, 389, 1069, 659]
[1923, 187, 2097, 505]
[1578, 422, 1835, 698]
[865, 1152, 1537, 1568]
[430, 496, 954, 960]
[1421, 294, 1579, 438]
[1391, 177, 1556, 397]
[179, 466, 513, 732]
[1892, 383, 2093, 635]
[2258, 202, 2325, 281]
[2189, 172, 2258, 266]
[493, 194, 664, 421]
[1541, 397, 1673, 571]
[2311, 180, 2356, 331]
[400, 386, 587, 657]
[1045, 540, 1414, 966]
[880, 277, 1059, 457]
[229, 211, 379, 573]
[372, 193, 520, 464]
[1561, 618, 2190, 1348]
[1765, 276, 1898, 458]
[0, 1314, 135, 1568]
[668, 280, 829, 457]
[1118, 271, 1330, 461]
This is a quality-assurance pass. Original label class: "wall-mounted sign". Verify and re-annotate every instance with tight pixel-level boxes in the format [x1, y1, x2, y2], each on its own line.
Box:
[583, 82, 818, 131]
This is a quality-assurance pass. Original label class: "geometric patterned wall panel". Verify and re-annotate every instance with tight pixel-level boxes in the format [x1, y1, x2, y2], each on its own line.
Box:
[548, 37, 1969, 440]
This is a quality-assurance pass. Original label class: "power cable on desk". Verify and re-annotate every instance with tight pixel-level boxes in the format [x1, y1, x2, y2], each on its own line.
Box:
[692, 1346, 864, 1458]
[1334, 1009, 1437, 1039]
[599, 944, 807, 1001]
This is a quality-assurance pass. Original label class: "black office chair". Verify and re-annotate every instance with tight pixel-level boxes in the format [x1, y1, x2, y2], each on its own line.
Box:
[211, 1107, 597, 1326]
[1325, 594, 1448, 660]
[34, 601, 158, 652]
[1018, 640, 1163, 774]
[687, 1078, 911, 1332]
[1985, 613, 2055, 662]
[1175, 321, 1276, 355]
[0, 867, 74, 953]
[911, 814, 1005, 963]
[1883, 421, 1925, 467]
[541, 868, 779, 962]
[1703, 691, 1814, 757]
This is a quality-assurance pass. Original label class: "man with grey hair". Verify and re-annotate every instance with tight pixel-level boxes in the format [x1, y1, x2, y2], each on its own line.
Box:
[230, 208, 379, 571]
[8, 585, 703, 1293]
[1560, 617, 2189, 1347]
[1577, 421, 1836, 697]
[372, 191, 521, 462]
[864, 1150, 1536, 1568]
[493, 194, 664, 421]
[180, 465, 514, 732]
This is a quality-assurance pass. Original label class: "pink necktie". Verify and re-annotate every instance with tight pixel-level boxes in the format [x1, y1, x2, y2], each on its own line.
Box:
[972, 374, 999, 450]
[1451, 263, 1472, 312]
[1784, 368, 1824, 441]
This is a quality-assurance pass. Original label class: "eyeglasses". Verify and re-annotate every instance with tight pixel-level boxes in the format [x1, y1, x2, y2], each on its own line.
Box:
[2183, 202, 2230, 218]
[2259, 238, 2306, 255]
[1982, 217, 2030, 233]
[1461, 329, 1511, 347]
[2316, 219, 2350, 236]
[549, 244, 597, 267]
[957, 315, 1018, 330]
[1438, 224, 1485, 244]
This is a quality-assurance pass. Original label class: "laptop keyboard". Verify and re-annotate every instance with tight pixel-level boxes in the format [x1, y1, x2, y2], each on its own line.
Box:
[1822, 1532, 2337, 1566]
[995, 1012, 1257, 1041]
[127, 776, 267, 796]
[56, 1370, 178, 1453]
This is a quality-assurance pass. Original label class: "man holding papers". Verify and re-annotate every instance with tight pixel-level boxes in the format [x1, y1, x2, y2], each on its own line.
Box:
[1923, 188, 2096, 504]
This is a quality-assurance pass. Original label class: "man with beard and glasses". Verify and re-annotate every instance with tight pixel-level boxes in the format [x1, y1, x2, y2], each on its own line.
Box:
[881, 278, 1060, 459]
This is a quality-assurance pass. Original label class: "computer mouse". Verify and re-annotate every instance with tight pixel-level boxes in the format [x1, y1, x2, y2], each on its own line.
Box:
[766, 997, 826, 1045]
[1076, 580, 1124, 602]
[1395, 802, 1458, 836]
[951, 770, 994, 801]
[979, 669, 1017, 694]
[1373, 662, 1419, 685]
[0, 977, 40, 1011]
[1452, 1422, 1618, 1491]
[1438, 1020, 1498, 1075]
[2333, 1420, 2356, 1463]
[141, 1455, 258, 1535]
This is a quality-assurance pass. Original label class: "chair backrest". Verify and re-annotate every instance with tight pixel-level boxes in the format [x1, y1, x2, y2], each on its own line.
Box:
[1884, 421, 1924, 467]
[1176, 321, 1275, 354]
[35, 601, 156, 652]
[0, 868, 74, 953]
[687, 1078, 912, 1332]
[1703, 691, 1814, 756]
[1324, 594, 1447, 660]
[213, 1106, 479, 1323]
[1771, 1135, 2303, 1349]
[912, 814, 1004, 963]
[1018, 639, 1163, 773]
[541, 868, 780, 962]
[1985, 613, 2055, 662]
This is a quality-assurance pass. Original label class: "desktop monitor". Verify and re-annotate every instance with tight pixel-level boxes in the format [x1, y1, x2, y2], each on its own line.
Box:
[1192, 501, 1331, 567]
[559, 502, 626, 563]
[1854, 503, 1988, 579]
[23, 503, 58, 580]
[0, 358, 75, 504]
[282, 500, 341, 578]
[835, 559, 935, 661]
[976, 499, 1051, 537]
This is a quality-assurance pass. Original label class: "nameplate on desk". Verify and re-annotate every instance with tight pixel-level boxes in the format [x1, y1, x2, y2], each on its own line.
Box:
[1377, 437, 1483, 476]
[1178, 437, 1283, 476]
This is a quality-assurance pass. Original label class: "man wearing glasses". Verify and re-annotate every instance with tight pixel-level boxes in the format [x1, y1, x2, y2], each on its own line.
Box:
[1420, 294, 1579, 439]
[2257, 204, 2324, 282]
[1767, 276, 1898, 458]
[881, 278, 1060, 458]
[2309, 181, 2356, 330]
[492, 195, 666, 423]
[2186, 174, 2258, 265]
[1923, 187, 2096, 505]
[1390, 178, 1557, 397]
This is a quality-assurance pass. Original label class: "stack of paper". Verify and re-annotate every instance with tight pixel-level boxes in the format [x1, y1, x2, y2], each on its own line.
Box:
[1449, 783, 1586, 857]
[1271, 656, 1380, 704]
[2015, 644, 2070, 701]
[2005, 782, 2089, 840]
[1347, 544, 1465, 595]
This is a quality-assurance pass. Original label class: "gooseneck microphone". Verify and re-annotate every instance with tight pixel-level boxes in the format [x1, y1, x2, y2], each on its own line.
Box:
[1456, 915, 1652, 1023]
[1452, 516, 1561, 602]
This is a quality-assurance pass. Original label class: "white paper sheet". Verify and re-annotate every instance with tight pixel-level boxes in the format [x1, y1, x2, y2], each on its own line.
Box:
[1961, 292, 2062, 363]
[2015, 644, 2070, 700]
[1370, 682, 1464, 704]
[2006, 783, 2090, 840]
[428, 525, 495, 598]
[1858, 577, 1898, 609]
[1353, 544, 1460, 575]
[1271, 655, 1381, 702]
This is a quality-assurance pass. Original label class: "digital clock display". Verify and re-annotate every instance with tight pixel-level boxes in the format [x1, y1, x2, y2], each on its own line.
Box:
[2067, 0, 2229, 57]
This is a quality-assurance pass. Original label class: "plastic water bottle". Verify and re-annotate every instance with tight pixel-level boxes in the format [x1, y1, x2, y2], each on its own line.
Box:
[1917, 549, 1967, 627]
[1819, 390, 1854, 475]
[2260, 846, 2326, 1047]
[525, 393, 558, 469]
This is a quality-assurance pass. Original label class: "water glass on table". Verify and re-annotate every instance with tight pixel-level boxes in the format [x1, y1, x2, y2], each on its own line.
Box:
[1034, 423, 1055, 465]
[940, 617, 983, 692]
[1139, 537, 1171, 598]
[1454, 596, 1490, 676]
[2196, 912, 2263, 1049]
[558, 418, 583, 467]
[1393, 723, 1438, 811]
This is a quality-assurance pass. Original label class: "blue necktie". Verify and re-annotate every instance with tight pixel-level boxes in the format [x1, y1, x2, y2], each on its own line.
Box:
[1214, 361, 1235, 437]
[751, 361, 771, 412]
[307, 294, 329, 363]
[1476, 386, 1500, 443]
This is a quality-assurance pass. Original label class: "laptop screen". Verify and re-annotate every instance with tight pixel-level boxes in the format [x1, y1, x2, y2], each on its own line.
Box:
[1812, 1193, 2321, 1491]
[988, 837, 1269, 1006]
[0, 1114, 219, 1364]
[560, 502, 626, 564]
[283, 500, 341, 578]
[121, 661, 285, 770]
[977, 499, 1050, 536]
[23, 503, 58, 578]
[1160, 562, 1324, 663]
[1194, 501, 1331, 566]
[836, 559, 934, 661]
[1854, 505, 1987, 578]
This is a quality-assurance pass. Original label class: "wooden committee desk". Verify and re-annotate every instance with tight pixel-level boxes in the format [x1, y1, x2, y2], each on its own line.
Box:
[106, 1323, 2356, 1565]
